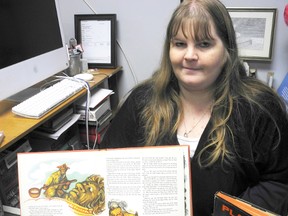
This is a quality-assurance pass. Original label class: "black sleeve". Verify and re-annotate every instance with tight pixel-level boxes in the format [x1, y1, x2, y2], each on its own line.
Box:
[239, 97, 288, 215]
[100, 86, 148, 149]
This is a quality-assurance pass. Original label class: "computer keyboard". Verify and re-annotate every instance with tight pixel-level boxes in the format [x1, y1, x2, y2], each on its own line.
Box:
[12, 78, 87, 118]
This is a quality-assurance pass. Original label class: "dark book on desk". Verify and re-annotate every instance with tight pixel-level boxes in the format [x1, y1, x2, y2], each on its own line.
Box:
[213, 191, 279, 216]
[37, 106, 74, 133]
[17, 146, 192, 216]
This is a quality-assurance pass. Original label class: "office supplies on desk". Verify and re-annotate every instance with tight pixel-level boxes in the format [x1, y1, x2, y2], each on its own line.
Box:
[29, 114, 82, 151]
[37, 106, 74, 133]
[76, 87, 113, 121]
[77, 98, 111, 122]
[76, 87, 114, 109]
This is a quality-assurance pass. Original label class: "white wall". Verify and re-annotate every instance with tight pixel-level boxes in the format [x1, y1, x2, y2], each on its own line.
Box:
[58, 0, 288, 100]
[58, 0, 179, 100]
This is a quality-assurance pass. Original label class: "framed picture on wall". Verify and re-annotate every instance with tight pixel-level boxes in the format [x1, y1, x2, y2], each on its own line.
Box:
[75, 14, 117, 69]
[227, 8, 277, 61]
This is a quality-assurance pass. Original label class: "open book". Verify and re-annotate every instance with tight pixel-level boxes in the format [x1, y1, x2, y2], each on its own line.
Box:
[17, 145, 192, 216]
[213, 191, 280, 216]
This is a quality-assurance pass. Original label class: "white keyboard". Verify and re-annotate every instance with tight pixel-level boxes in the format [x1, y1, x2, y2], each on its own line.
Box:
[12, 78, 86, 118]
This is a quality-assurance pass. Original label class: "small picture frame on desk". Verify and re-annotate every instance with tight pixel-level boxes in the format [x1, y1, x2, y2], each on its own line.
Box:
[74, 14, 117, 69]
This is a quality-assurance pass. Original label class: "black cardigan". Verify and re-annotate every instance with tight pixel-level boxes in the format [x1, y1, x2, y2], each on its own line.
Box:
[101, 84, 288, 216]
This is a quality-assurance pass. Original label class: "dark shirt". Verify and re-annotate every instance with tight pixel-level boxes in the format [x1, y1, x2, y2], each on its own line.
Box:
[101, 84, 288, 216]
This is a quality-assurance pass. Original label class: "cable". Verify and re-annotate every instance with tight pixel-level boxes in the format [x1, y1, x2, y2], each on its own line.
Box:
[84, 84, 91, 149]
[116, 40, 138, 85]
[79, 0, 139, 149]
[54, 75, 92, 150]
[92, 120, 99, 150]
[82, 0, 138, 85]
[74, 0, 140, 149]
[82, 0, 96, 14]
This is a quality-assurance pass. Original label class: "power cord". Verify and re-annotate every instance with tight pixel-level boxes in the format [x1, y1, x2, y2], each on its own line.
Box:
[53, 75, 93, 150]
[82, 0, 138, 85]
[69, 0, 139, 149]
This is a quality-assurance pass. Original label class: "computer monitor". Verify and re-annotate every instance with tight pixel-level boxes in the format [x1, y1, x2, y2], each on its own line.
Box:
[0, 0, 69, 101]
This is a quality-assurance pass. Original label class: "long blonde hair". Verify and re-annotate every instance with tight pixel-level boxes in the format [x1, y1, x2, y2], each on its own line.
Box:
[138, 0, 285, 167]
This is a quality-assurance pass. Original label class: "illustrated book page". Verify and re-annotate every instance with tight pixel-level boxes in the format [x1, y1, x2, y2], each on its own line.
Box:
[213, 191, 280, 216]
[17, 145, 192, 216]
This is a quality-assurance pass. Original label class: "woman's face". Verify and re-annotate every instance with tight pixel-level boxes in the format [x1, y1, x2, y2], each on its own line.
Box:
[169, 22, 227, 92]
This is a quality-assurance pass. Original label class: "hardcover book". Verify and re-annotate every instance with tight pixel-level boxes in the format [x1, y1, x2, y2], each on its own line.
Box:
[17, 145, 192, 216]
[213, 191, 279, 216]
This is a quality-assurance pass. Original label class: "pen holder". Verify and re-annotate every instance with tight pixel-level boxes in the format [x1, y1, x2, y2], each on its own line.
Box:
[67, 53, 81, 76]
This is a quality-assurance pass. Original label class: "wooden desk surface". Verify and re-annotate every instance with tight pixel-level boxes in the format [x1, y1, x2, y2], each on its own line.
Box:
[0, 67, 122, 151]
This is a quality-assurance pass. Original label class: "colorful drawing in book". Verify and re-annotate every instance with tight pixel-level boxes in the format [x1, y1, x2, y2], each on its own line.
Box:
[108, 200, 138, 216]
[28, 163, 105, 215]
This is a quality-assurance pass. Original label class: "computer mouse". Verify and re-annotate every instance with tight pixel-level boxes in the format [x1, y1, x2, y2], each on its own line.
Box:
[74, 73, 94, 81]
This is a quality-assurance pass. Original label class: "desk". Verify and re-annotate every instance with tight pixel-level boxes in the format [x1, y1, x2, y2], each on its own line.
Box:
[0, 67, 122, 151]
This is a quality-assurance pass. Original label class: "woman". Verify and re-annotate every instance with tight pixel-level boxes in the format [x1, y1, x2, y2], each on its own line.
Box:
[101, 0, 288, 215]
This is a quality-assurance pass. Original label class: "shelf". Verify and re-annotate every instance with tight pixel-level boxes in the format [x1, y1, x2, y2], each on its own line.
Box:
[0, 67, 122, 151]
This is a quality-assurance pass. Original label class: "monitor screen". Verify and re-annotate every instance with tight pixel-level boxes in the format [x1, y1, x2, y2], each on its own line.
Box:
[0, 0, 69, 101]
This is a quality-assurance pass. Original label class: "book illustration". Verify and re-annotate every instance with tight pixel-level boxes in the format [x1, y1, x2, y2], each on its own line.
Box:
[108, 200, 138, 216]
[28, 164, 77, 199]
[24, 162, 137, 215]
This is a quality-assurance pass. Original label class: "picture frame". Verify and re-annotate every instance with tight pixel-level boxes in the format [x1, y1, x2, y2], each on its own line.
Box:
[227, 8, 277, 61]
[74, 14, 117, 69]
